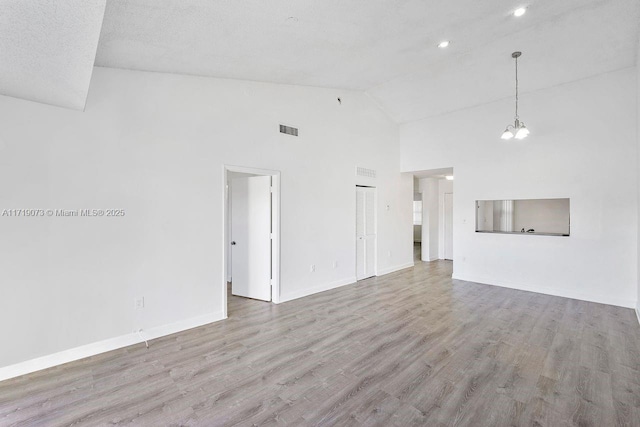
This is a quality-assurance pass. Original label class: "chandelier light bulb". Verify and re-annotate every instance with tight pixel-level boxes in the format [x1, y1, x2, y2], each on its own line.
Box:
[501, 128, 514, 140]
[515, 124, 529, 139]
[513, 7, 527, 17]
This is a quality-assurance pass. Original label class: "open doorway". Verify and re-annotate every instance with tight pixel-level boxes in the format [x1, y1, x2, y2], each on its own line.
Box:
[411, 168, 454, 265]
[223, 165, 281, 318]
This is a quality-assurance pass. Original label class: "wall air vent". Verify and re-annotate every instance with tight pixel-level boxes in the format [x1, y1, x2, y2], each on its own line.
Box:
[356, 167, 377, 179]
[279, 124, 298, 136]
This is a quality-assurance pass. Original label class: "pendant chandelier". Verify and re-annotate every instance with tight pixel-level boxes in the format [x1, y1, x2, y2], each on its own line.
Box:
[501, 51, 530, 140]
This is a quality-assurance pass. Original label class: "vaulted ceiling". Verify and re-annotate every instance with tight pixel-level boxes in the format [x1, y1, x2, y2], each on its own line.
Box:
[0, 0, 106, 110]
[1, 0, 638, 120]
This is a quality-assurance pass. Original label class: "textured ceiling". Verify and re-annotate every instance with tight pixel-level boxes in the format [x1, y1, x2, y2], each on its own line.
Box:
[0, 0, 106, 110]
[95, 0, 640, 122]
[1, 1, 638, 117]
[367, 0, 640, 122]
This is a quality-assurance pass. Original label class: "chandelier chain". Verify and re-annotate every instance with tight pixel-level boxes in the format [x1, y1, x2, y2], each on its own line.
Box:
[515, 55, 519, 120]
[501, 51, 529, 140]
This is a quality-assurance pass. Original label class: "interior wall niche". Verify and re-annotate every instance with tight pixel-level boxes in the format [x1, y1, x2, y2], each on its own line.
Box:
[476, 198, 570, 236]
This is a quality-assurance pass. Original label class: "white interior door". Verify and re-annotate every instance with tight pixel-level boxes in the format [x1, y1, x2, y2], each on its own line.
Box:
[231, 176, 271, 301]
[356, 186, 376, 280]
[444, 192, 453, 260]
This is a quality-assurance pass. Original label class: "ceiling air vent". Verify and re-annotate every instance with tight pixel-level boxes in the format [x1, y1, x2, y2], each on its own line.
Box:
[356, 167, 376, 179]
[279, 124, 298, 136]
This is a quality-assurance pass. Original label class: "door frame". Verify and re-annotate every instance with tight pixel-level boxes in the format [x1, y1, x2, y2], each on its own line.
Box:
[223, 165, 281, 318]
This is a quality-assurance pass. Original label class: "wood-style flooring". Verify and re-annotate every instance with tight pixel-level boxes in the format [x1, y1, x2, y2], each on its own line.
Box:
[1, 256, 640, 426]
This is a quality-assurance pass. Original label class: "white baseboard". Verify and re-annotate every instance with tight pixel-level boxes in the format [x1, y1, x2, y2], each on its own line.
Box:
[0, 311, 225, 382]
[278, 261, 417, 304]
[279, 277, 357, 303]
[452, 273, 635, 309]
[377, 262, 415, 276]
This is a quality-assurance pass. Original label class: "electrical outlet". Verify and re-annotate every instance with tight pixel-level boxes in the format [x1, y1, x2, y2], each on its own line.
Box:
[387, 251, 392, 258]
[333, 261, 338, 269]
[134, 297, 144, 309]
[310, 264, 316, 273]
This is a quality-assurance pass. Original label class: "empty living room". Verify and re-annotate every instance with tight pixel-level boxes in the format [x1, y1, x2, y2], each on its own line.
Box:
[1, 1, 640, 426]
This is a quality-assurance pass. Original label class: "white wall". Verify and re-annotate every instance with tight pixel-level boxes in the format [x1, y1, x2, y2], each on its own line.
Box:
[476, 201, 494, 231]
[401, 67, 638, 308]
[512, 199, 570, 235]
[0, 67, 412, 371]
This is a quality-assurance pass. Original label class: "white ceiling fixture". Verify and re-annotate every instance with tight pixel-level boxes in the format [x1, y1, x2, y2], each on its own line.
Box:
[501, 51, 530, 140]
[513, 7, 527, 17]
[438, 41, 450, 48]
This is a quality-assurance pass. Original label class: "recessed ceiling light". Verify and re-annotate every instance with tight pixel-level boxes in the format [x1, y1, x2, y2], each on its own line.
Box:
[438, 41, 450, 48]
[513, 7, 527, 17]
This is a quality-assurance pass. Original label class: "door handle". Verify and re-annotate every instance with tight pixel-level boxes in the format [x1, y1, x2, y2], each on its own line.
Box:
[231, 241, 236, 245]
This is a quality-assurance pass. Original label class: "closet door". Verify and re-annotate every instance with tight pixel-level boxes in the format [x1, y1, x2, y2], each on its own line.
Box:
[356, 186, 376, 280]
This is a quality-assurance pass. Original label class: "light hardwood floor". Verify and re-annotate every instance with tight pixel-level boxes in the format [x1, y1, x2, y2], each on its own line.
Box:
[1, 259, 639, 426]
